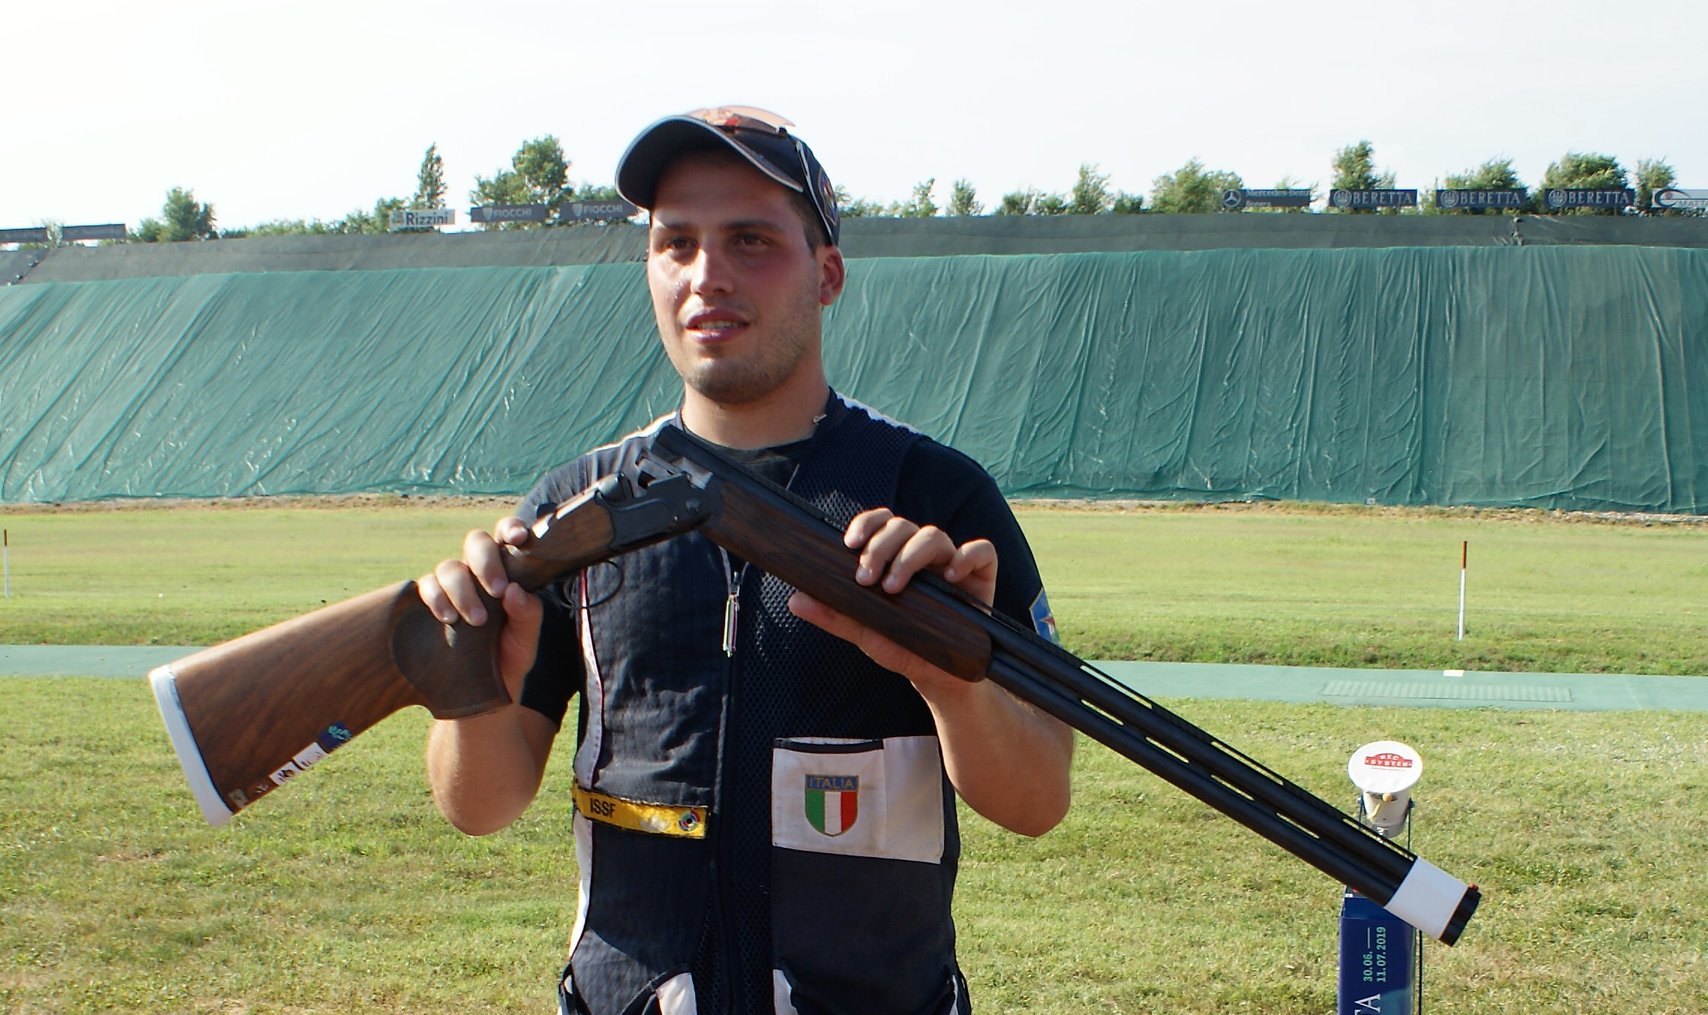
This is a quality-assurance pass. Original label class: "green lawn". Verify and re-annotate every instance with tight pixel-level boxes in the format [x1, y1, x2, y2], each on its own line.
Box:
[4, 499, 1706, 675]
[3, 679, 1703, 1013]
[2, 499, 1706, 1012]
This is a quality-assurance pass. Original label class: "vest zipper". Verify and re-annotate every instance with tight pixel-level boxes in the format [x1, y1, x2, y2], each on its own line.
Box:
[720, 549, 740, 657]
[714, 545, 748, 1012]
[712, 454, 808, 1013]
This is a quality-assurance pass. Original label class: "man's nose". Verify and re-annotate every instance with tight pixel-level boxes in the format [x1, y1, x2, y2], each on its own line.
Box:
[689, 246, 736, 295]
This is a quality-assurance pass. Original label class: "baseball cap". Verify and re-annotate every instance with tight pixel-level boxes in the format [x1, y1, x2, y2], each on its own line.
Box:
[616, 106, 841, 246]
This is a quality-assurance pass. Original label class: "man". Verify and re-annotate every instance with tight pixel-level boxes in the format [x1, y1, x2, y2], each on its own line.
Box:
[420, 107, 1072, 1015]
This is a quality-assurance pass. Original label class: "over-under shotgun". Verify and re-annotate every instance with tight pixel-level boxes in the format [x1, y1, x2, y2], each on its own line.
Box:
[152, 424, 1480, 945]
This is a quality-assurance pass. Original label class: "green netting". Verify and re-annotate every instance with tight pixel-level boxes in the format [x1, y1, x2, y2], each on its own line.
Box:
[3, 246, 1705, 510]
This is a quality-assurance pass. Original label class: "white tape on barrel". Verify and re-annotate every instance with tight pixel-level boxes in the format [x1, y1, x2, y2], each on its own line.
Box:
[149, 665, 234, 827]
[1384, 856, 1465, 941]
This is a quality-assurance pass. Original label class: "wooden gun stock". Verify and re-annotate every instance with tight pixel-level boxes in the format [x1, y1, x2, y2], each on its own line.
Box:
[647, 426, 1482, 946]
[151, 473, 708, 827]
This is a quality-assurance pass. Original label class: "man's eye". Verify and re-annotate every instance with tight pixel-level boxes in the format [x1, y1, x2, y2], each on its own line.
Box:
[735, 232, 767, 246]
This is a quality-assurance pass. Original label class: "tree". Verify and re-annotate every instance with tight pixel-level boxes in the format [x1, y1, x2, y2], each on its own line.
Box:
[1634, 158, 1676, 214]
[334, 196, 405, 235]
[894, 178, 938, 218]
[1069, 164, 1113, 215]
[997, 189, 1040, 215]
[133, 186, 217, 242]
[1539, 152, 1628, 214]
[513, 136, 571, 210]
[1149, 159, 1242, 214]
[948, 179, 981, 216]
[989, 166, 1113, 217]
[1330, 141, 1396, 213]
[1446, 158, 1524, 191]
[841, 196, 884, 218]
[472, 136, 573, 228]
[575, 183, 622, 203]
[1034, 192, 1070, 215]
[1541, 151, 1627, 190]
[235, 218, 338, 237]
[833, 185, 882, 219]
[412, 143, 446, 210]
[1111, 192, 1144, 214]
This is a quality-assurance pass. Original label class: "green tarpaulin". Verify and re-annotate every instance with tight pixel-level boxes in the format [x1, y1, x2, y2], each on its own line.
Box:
[3, 246, 1705, 511]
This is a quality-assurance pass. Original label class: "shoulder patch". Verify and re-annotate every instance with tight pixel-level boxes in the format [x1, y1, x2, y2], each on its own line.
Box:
[1029, 590, 1060, 644]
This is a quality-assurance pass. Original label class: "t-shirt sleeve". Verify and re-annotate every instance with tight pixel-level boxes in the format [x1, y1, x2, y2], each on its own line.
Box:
[892, 440, 1058, 644]
[512, 459, 593, 727]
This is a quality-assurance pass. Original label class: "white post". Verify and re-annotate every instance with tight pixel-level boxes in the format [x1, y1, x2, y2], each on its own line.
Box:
[3, 528, 10, 598]
[1456, 540, 1467, 640]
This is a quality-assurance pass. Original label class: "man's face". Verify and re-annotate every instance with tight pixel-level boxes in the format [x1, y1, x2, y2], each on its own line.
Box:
[646, 152, 844, 408]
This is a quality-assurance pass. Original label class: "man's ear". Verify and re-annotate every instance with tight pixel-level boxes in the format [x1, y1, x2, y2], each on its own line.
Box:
[818, 246, 847, 307]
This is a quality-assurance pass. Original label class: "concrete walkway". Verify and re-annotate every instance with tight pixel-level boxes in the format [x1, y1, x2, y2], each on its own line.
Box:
[5, 645, 1706, 712]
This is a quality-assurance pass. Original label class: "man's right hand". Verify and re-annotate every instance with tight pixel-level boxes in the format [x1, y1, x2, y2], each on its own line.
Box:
[417, 517, 545, 697]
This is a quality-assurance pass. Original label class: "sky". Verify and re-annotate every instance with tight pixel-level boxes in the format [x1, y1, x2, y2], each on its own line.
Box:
[4, 0, 1704, 233]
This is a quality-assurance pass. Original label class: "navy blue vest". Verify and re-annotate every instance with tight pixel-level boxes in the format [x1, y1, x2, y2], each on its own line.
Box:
[543, 396, 969, 1015]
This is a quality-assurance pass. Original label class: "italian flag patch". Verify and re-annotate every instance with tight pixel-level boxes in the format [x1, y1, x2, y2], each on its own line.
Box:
[804, 774, 859, 836]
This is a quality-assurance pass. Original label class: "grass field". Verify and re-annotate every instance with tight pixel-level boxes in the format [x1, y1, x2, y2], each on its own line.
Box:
[3, 499, 1707, 1013]
[4, 497, 1707, 674]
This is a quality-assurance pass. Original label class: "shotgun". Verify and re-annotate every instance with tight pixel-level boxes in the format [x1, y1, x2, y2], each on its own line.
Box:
[153, 424, 1481, 945]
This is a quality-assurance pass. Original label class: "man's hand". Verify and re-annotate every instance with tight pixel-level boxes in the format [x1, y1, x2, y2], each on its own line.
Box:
[420, 516, 556, 836]
[417, 517, 545, 698]
[786, 507, 995, 694]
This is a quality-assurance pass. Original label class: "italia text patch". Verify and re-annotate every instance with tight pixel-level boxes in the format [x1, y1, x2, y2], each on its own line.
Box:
[804, 774, 859, 836]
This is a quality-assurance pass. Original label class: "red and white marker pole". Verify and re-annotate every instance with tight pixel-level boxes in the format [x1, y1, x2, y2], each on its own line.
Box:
[1456, 541, 1467, 640]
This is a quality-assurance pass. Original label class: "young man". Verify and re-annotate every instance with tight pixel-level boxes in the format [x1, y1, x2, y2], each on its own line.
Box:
[420, 107, 1072, 1015]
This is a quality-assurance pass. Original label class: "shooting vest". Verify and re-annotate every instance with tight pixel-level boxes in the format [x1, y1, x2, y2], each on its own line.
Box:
[558, 397, 969, 1015]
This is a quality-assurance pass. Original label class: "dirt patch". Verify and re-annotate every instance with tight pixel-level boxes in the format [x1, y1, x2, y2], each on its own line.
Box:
[8, 493, 1706, 527]
[1009, 498, 1708, 526]
[0, 493, 515, 515]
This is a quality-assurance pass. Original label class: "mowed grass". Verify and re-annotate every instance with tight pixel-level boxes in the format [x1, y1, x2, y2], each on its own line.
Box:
[0, 497, 512, 647]
[4, 498, 1708, 675]
[3, 498, 1708, 1012]
[1024, 502, 1708, 675]
[3, 679, 1704, 1013]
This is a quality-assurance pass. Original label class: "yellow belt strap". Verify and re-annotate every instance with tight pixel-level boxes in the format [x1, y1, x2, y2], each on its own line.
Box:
[573, 785, 708, 839]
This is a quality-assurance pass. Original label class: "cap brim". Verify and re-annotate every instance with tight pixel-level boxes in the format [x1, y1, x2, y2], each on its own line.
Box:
[615, 117, 805, 210]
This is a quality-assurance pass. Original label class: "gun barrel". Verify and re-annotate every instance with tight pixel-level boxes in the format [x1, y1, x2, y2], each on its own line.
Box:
[650, 425, 1480, 945]
[982, 628, 1479, 944]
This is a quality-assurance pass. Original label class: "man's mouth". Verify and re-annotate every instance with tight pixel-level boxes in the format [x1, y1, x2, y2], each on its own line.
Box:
[685, 312, 748, 340]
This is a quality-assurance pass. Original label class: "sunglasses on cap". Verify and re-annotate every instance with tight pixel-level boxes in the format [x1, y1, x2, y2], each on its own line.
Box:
[672, 106, 841, 246]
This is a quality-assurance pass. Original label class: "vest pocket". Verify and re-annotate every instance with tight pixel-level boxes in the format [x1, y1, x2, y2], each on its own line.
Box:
[768, 736, 960, 1015]
[769, 736, 944, 862]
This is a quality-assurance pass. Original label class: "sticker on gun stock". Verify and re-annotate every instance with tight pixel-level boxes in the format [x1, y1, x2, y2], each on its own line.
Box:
[268, 722, 356, 788]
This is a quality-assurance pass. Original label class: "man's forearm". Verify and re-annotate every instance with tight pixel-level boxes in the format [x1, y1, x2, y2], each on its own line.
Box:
[922, 678, 1073, 837]
[426, 705, 556, 836]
